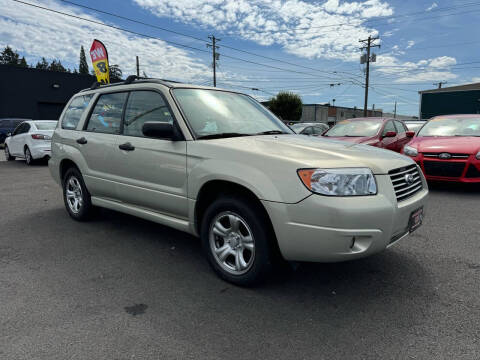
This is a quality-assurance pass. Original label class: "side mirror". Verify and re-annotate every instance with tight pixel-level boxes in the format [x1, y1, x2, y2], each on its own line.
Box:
[142, 122, 181, 140]
[406, 131, 415, 138]
[6, 132, 11, 137]
[384, 131, 397, 138]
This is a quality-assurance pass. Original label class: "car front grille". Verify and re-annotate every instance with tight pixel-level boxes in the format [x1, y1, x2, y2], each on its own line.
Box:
[423, 152, 469, 159]
[423, 161, 465, 177]
[389, 164, 423, 202]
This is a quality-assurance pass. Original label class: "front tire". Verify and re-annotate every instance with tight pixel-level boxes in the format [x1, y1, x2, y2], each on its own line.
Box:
[201, 196, 274, 286]
[4, 145, 14, 161]
[62, 167, 93, 221]
[25, 147, 33, 165]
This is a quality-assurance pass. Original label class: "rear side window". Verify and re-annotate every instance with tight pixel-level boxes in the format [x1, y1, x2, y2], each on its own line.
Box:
[87, 92, 127, 134]
[62, 95, 93, 130]
[35, 122, 57, 130]
[301, 127, 313, 135]
[123, 91, 173, 137]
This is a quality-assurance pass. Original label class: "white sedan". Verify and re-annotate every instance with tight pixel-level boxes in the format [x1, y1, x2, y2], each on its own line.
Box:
[4, 120, 57, 165]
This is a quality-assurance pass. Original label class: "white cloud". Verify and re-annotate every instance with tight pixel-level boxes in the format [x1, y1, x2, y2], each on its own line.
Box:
[0, 0, 212, 82]
[375, 55, 458, 83]
[406, 40, 415, 49]
[426, 2, 438, 11]
[133, 0, 393, 61]
[471, 77, 480, 83]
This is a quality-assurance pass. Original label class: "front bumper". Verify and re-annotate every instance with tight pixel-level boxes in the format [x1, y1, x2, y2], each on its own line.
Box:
[409, 153, 480, 183]
[262, 174, 428, 262]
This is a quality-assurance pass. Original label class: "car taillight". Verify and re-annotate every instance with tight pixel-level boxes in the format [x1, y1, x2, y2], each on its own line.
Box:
[31, 134, 51, 140]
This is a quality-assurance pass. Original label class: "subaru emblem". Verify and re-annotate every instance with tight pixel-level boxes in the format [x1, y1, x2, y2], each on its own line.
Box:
[438, 152, 452, 159]
[405, 173, 414, 185]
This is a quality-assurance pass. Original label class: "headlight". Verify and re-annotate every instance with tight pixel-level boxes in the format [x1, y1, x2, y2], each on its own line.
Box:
[476, 151, 480, 160]
[297, 168, 377, 196]
[404, 145, 418, 157]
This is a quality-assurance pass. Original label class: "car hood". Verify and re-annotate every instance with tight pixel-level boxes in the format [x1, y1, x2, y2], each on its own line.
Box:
[411, 136, 480, 154]
[322, 135, 375, 144]
[195, 135, 413, 174]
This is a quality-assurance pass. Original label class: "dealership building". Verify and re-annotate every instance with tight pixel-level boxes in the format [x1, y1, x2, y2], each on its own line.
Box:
[419, 82, 480, 119]
[0, 64, 96, 120]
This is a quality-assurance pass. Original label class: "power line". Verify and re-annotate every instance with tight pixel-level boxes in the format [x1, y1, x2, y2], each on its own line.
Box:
[234, 1, 480, 34]
[11, 0, 212, 55]
[59, 0, 209, 44]
[56, 0, 362, 81]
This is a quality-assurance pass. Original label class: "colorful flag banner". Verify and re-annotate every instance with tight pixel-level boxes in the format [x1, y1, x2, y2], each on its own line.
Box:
[90, 39, 110, 84]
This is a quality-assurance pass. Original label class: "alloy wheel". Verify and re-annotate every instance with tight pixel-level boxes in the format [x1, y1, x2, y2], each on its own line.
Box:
[209, 211, 255, 275]
[65, 176, 83, 214]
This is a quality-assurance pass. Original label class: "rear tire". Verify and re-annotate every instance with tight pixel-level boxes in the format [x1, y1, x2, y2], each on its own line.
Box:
[62, 167, 93, 221]
[4, 145, 14, 161]
[200, 195, 274, 286]
[24, 147, 33, 165]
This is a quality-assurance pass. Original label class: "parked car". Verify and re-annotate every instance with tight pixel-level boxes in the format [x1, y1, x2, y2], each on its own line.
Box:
[403, 114, 480, 182]
[404, 120, 427, 134]
[49, 77, 428, 285]
[0, 118, 29, 144]
[322, 117, 415, 153]
[290, 122, 329, 136]
[4, 120, 57, 164]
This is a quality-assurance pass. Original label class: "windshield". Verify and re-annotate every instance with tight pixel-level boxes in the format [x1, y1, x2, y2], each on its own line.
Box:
[324, 119, 382, 137]
[35, 121, 57, 130]
[418, 117, 480, 136]
[172, 89, 292, 138]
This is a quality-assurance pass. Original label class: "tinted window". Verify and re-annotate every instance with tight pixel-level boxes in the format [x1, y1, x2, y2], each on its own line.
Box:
[382, 121, 396, 136]
[62, 95, 93, 130]
[87, 92, 127, 134]
[123, 91, 173, 137]
[11, 120, 23, 128]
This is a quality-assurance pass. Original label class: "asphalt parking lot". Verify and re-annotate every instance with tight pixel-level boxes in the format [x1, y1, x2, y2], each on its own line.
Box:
[0, 156, 479, 360]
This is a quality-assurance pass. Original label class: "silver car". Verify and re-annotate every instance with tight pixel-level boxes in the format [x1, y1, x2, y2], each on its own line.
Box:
[49, 77, 428, 285]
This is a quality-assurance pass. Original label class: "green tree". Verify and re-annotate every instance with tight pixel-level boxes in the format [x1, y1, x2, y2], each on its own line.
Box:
[268, 91, 303, 121]
[18, 56, 28, 67]
[49, 59, 67, 72]
[35, 57, 49, 70]
[109, 64, 122, 81]
[79, 46, 89, 74]
[0, 46, 20, 65]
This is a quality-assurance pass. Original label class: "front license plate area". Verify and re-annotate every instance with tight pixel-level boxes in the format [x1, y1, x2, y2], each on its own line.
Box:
[409, 207, 424, 233]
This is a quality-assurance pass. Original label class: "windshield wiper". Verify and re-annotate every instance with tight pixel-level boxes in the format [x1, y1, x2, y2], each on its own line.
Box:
[453, 134, 480, 137]
[255, 130, 288, 135]
[197, 132, 252, 140]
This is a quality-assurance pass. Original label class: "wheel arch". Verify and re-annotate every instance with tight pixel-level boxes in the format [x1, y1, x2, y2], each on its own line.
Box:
[194, 180, 282, 258]
[59, 158, 80, 183]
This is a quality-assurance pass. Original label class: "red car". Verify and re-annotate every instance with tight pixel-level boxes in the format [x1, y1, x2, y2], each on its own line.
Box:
[403, 114, 480, 182]
[322, 117, 414, 153]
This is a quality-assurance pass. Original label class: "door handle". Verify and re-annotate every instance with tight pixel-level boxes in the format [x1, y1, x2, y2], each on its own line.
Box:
[76, 137, 87, 144]
[119, 142, 135, 151]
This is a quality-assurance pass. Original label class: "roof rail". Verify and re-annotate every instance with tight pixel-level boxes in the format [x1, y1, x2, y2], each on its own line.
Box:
[80, 77, 178, 92]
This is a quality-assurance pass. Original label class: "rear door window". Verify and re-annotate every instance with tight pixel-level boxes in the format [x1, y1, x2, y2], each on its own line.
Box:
[301, 126, 313, 135]
[62, 95, 94, 130]
[123, 91, 173, 137]
[86, 92, 127, 134]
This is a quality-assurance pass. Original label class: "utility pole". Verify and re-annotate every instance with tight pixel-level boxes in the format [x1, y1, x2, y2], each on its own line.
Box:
[394, 101, 397, 118]
[360, 36, 380, 117]
[136, 56, 139, 77]
[207, 35, 220, 87]
[434, 81, 447, 89]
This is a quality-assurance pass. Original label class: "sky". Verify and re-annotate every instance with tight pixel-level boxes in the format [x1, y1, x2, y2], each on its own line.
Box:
[1, 0, 480, 116]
